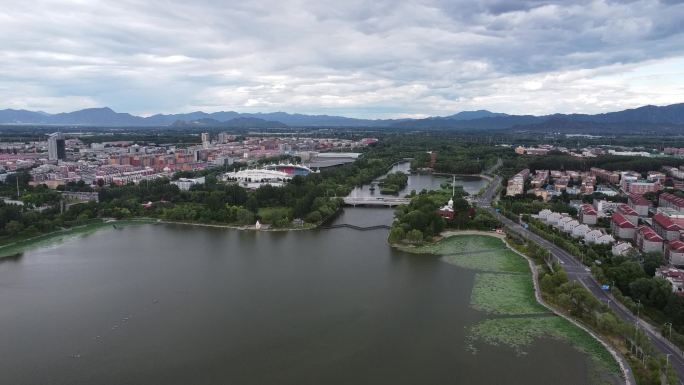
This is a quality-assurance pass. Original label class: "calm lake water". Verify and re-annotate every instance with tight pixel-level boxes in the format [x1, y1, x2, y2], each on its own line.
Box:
[349, 162, 488, 198]
[0, 206, 598, 385]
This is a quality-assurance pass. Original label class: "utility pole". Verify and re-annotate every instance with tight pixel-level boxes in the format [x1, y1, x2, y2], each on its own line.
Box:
[633, 299, 641, 358]
[16, 175, 20, 198]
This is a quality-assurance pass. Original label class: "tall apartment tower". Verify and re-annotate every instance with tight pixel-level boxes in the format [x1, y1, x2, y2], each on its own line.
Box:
[201, 132, 210, 149]
[47, 132, 66, 161]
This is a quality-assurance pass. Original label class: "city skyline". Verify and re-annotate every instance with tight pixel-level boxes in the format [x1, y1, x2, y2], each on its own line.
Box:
[1, 0, 684, 118]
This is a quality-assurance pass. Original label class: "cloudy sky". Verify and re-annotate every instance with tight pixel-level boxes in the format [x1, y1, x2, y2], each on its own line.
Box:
[1, 0, 683, 118]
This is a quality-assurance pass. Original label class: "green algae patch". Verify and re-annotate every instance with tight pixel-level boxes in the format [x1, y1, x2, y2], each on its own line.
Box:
[469, 316, 620, 374]
[0, 220, 148, 258]
[443, 249, 529, 273]
[401, 233, 620, 381]
[471, 273, 547, 315]
[403, 234, 506, 255]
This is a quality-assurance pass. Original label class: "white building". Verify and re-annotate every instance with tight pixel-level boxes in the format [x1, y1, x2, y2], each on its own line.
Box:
[546, 212, 562, 225]
[596, 234, 615, 245]
[585, 229, 603, 244]
[563, 219, 580, 233]
[555, 216, 572, 230]
[538, 209, 552, 221]
[612, 242, 634, 257]
[171, 176, 206, 191]
[572, 224, 591, 238]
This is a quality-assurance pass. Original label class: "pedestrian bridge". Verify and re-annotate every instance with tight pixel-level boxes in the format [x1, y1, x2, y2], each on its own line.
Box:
[342, 197, 410, 207]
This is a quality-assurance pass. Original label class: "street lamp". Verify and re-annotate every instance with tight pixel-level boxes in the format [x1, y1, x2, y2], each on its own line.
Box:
[665, 322, 673, 340]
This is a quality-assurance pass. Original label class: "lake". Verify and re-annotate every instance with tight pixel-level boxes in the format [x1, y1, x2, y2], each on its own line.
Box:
[0, 206, 601, 385]
[348, 161, 488, 199]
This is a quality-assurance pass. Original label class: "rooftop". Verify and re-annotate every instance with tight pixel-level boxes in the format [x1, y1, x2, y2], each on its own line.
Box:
[668, 240, 684, 252]
[653, 213, 682, 231]
[611, 212, 635, 228]
[628, 193, 650, 206]
[661, 193, 684, 208]
[638, 225, 664, 242]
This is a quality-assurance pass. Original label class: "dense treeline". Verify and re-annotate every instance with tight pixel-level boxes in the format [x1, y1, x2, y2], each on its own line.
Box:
[410, 144, 505, 174]
[505, 154, 684, 175]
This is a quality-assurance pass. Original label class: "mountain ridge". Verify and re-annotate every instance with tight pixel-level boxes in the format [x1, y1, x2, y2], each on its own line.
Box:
[1, 103, 683, 130]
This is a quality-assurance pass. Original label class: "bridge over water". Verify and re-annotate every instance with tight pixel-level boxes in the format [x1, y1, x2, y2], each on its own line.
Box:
[342, 196, 410, 207]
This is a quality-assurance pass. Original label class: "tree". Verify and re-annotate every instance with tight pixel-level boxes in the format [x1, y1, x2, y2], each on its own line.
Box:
[642, 252, 665, 277]
[388, 227, 405, 243]
[406, 229, 424, 243]
[305, 211, 322, 224]
[5, 220, 23, 236]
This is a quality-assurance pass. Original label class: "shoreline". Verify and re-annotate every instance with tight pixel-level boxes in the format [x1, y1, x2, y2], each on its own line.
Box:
[0, 217, 322, 259]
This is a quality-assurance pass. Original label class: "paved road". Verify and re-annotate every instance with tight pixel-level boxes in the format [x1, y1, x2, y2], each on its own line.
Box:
[475, 174, 684, 382]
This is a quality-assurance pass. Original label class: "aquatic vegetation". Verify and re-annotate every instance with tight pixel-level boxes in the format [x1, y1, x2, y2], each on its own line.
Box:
[404, 234, 620, 380]
[405, 234, 506, 255]
[442, 249, 529, 273]
[470, 317, 620, 374]
[470, 273, 547, 315]
[0, 220, 147, 258]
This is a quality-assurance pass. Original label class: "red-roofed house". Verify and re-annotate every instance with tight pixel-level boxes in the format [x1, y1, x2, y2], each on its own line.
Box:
[635, 225, 663, 254]
[579, 204, 597, 225]
[667, 240, 684, 266]
[617, 204, 639, 226]
[628, 193, 650, 216]
[611, 212, 636, 239]
[655, 267, 684, 294]
[652, 213, 682, 241]
[660, 193, 684, 214]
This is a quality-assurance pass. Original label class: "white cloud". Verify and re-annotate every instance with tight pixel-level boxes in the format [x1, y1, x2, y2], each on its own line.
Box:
[0, 0, 682, 118]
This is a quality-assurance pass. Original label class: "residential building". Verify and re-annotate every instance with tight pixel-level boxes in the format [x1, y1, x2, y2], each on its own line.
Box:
[596, 234, 616, 245]
[667, 241, 684, 266]
[617, 204, 639, 226]
[538, 209, 552, 221]
[563, 219, 580, 234]
[659, 193, 684, 214]
[47, 132, 66, 161]
[555, 216, 572, 230]
[652, 213, 682, 241]
[545, 212, 562, 225]
[612, 242, 634, 257]
[572, 224, 591, 238]
[590, 167, 620, 184]
[578, 204, 598, 225]
[635, 225, 664, 254]
[627, 193, 650, 216]
[506, 169, 530, 196]
[585, 229, 603, 244]
[610, 212, 636, 239]
[655, 267, 684, 294]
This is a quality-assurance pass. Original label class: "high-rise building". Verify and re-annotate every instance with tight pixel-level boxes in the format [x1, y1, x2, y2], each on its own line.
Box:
[201, 132, 210, 149]
[47, 132, 66, 161]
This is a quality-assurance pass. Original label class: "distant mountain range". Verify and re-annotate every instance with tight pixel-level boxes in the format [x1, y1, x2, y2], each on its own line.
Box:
[1, 103, 684, 131]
